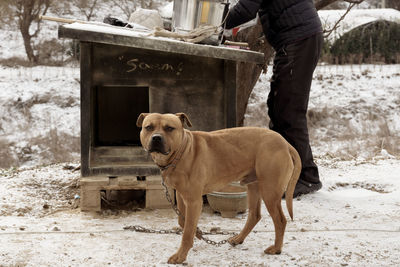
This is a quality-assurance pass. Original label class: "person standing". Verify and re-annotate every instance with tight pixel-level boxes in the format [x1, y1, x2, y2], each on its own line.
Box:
[225, 0, 323, 197]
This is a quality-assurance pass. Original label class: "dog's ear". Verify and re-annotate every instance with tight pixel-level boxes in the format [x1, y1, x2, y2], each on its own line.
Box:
[175, 113, 192, 128]
[136, 113, 149, 127]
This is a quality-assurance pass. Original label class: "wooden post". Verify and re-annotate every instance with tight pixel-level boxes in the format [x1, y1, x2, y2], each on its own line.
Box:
[80, 42, 92, 177]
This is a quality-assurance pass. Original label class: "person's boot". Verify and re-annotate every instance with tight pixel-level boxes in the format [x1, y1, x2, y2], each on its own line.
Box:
[293, 179, 322, 198]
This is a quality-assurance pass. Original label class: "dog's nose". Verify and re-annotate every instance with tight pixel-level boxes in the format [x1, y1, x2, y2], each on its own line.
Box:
[152, 134, 163, 142]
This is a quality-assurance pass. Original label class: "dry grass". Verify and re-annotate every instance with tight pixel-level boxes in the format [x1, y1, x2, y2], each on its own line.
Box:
[0, 138, 19, 168]
[0, 130, 80, 169]
[308, 107, 400, 160]
[0, 57, 35, 68]
[31, 129, 80, 164]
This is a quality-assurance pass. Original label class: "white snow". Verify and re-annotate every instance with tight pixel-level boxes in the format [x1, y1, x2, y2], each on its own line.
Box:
[159, 2, 174, 19]
[0, 159, 399, 266]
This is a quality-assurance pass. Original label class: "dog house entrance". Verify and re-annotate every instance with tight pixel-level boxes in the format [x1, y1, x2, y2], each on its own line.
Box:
[95, 85, 149, 146]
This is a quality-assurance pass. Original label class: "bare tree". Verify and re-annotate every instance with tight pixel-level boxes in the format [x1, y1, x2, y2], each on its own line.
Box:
[14, 0, 50, 63]
[72, 0, 99, 21]
[109, 0, 138, 20]
[0, 1, 14, 27]
[108, 0, 154, 20]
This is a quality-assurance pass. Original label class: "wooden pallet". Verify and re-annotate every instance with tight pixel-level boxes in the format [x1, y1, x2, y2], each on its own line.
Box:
[80, 175, 174, 211]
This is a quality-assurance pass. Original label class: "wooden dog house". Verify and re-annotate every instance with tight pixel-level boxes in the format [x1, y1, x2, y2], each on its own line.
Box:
[59, 23, 264, 211]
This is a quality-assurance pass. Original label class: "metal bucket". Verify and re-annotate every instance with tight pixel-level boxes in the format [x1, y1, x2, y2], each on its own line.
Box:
[172, 0, 229, 33]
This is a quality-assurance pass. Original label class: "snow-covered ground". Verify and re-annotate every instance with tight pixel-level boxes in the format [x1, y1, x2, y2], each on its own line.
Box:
[0, 159, 399, 266]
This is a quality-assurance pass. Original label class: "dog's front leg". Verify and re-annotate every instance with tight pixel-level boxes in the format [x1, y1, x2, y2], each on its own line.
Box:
[168, 196, 203, 264]
[176, 192, 202, 240]
[176, 192, 185, 229]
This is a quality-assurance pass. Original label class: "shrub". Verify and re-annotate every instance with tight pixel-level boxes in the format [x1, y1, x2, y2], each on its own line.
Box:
[38, 38, 67, 66]
[330, 20, 400, 64]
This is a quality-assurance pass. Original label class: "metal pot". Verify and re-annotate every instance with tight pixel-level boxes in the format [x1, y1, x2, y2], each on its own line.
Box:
[172, 0, 229, 33]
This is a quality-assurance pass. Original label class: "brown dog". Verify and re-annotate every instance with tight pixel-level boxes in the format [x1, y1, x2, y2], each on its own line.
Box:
[136, 113, 301, 264]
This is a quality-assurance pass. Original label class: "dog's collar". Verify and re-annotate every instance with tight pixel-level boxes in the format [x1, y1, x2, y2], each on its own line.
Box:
[157, 132, 189, 177]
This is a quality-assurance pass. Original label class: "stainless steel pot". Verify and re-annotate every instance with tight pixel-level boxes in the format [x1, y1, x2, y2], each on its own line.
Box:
[172, 0, 229, 33]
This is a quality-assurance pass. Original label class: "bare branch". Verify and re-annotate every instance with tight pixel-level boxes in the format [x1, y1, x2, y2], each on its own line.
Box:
[73, 0, 99, 21]
[322, 3, 356, 38]
[315, 0, 365, 10]
[32, 0, 50, 38]
[109, 0, 137, 20]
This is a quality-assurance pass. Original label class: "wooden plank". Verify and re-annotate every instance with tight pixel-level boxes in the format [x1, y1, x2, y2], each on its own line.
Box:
[145, 175, 163, 185]
[80, 176, 163, 190]
[80, 176, 109, 186]
[58, 24, 264, 64]
[92, 146, 148, 157]
[90, 146, 152, 166]
[90, 165, 160, 176]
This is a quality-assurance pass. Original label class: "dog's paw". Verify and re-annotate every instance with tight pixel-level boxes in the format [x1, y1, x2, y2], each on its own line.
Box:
[168, 253, 186, 264]
[264, 245, 281, 255]
[228, 235, 244, 247]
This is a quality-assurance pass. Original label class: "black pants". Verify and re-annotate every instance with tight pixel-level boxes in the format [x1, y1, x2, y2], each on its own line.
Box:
[267, 33, 323, 184]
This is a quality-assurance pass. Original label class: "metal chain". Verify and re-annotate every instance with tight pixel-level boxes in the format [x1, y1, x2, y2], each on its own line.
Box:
[123, 225, 182, 235]
[161, 180, 236, 246]
[123, 180, 237, 247]
[162, 180, 183, 218]
[195, 228, 230, 246]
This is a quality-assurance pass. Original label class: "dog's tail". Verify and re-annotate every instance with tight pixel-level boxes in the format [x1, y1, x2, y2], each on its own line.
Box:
[286, 144, 301, 220]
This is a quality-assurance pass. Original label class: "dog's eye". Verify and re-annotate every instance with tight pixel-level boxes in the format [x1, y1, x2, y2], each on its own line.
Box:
[145, 125, 154, 131]
[165, 126, 175, 132]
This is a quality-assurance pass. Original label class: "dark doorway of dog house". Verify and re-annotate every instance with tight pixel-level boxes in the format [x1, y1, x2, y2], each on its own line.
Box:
[95, 85, 149, 146]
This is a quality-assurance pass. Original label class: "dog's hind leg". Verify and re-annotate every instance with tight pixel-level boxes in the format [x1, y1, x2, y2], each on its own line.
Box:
[228, 182, 261, 246]
[261, 191, 287, 255]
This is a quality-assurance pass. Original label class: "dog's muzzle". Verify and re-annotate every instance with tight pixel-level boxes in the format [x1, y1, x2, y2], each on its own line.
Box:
[148, 134, 170, 155]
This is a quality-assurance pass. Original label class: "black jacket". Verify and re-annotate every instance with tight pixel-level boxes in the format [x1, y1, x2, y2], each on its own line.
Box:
[225, 0, 322, 49]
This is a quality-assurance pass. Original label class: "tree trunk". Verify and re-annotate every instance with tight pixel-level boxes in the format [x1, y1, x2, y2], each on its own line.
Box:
[16, 0, 49, 64]
[22, 31, 37, 63]
[20, 24, 38, 63]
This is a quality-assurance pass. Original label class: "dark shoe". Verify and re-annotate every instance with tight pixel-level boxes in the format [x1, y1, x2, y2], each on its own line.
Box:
[293, 179, 322, 198]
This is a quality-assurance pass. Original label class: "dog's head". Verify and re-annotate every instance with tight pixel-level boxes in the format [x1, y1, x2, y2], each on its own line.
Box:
[136, 113, 192, 156]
